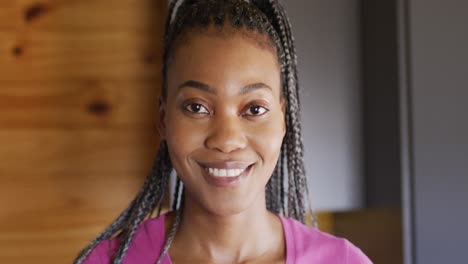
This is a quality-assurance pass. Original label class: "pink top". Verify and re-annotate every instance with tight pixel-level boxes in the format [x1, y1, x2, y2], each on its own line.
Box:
[84, 213, 372, 264]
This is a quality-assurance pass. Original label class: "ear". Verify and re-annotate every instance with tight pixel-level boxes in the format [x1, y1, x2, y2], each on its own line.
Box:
[280, 98, 287, 136]
[158, 97, 167, 140]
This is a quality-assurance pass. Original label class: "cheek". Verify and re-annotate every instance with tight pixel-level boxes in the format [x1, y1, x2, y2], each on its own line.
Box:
[167, 120, 202, 150]
[166, 111, 197, 154]
[245, 117, 284, 195]
[164, 109, 205, 166]
[248, 115, 285, 166]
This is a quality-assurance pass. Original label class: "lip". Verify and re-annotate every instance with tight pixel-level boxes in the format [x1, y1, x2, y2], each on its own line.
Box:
[198, 161, 254, 187]
[197, 161, 253, 170]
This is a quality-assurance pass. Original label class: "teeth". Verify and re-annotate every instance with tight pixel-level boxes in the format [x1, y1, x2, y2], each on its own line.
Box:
[206, 167, 246, 177]
[219, 169, 227, 177]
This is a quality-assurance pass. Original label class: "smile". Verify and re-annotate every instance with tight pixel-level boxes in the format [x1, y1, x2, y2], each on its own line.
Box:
[205, 167, 247, 178]
[197, 161, 254, 187]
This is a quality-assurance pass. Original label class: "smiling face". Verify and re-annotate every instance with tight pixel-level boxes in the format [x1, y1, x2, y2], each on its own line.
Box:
[160, 28, 285, 216]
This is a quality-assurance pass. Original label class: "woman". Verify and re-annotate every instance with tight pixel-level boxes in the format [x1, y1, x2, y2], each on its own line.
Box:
[75, 0, 372, 263]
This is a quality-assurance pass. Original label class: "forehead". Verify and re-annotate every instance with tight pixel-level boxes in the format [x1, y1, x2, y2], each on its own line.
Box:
[166, 29, 282, 95]
[172, 24, 279, 56]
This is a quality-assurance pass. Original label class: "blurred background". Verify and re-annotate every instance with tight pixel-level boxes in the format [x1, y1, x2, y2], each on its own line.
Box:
[0, 0, 466, 264]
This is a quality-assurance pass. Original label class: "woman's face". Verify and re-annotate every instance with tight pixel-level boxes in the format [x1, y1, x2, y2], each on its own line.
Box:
[161, 29, 285, 216]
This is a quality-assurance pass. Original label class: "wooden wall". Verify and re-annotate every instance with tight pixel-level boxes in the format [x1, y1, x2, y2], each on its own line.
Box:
[0, 0, 167, 263]
[333, 209, 403, 264]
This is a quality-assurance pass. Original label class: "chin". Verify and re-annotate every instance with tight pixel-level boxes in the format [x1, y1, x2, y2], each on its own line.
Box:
[207, 202, 249, 216]
[196, 189, 262, 217]
[180, 165, 269, 217]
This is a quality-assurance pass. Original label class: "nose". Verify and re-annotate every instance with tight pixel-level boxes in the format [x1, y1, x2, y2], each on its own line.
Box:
[205, 115, 247, 153]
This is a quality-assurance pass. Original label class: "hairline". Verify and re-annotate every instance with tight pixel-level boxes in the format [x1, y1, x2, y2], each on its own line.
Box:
[164, 24, 284, 100]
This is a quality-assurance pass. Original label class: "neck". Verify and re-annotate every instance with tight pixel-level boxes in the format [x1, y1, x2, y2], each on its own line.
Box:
[171, 192, 284, 263]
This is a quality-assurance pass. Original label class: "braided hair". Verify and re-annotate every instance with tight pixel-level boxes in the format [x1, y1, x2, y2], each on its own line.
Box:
[74, 1, 315, 263]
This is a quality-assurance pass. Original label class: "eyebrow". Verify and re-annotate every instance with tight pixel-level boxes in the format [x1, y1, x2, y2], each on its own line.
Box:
[177, 80, 273, 95]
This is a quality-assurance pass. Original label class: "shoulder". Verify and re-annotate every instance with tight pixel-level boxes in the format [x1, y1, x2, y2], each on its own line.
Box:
[82, 214, 167, 264]
[280, 216, 373, 264]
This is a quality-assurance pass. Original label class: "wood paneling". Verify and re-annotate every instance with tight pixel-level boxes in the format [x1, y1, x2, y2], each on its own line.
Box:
[333, 209, 403, 264]
[0, 0, 167, 263]
[0, 80, 160, 129]
[0, 31, 162, 81]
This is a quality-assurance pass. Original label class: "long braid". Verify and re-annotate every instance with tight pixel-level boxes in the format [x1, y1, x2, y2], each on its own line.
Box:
[73, 199, 136, 263]
[267, 153, 283, 213]
[275, 2, 309, 223]
[280, 141, 287, 214]
[275, 150, 283, 212]
[156, 187, 184, 264]
[265, 176, 273, 211]
[73, 143, 170, 263]
[162, 0, 182, 98]
[156, 209, 182, 264]
[172, 177, 181, 211]
[73, 142, 172, 264]
[172, 177, 184, 211]
[266, 156, 278, 212]
[279, 2, 312, 224]
[74, 163, 164, 263]
[111, 143, 172, 263]
[257, 0, 309, 223]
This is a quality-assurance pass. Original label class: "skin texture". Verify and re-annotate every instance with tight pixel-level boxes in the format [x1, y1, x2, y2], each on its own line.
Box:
[159, 28, 287, 264]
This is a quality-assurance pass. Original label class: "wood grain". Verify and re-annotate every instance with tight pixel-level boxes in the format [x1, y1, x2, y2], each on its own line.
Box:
[0, 31, 162, 82]
[0, 0, 165, 32]
[0, 80, 160, 129]
[0, 129, 161, 263]
[0, 0, 167, 263]
[334, 208, 403, 264]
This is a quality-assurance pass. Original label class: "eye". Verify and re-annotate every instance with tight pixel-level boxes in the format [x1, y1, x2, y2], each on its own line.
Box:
[244, 104, 269, 116]
[184, 102, 210, 115]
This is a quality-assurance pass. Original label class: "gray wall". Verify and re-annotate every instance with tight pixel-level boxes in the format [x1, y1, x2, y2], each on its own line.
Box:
[285, 0, 364, 211]
[403, 0, 468, 263]
[362, 0, 401, 208]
